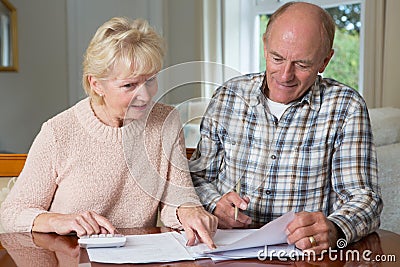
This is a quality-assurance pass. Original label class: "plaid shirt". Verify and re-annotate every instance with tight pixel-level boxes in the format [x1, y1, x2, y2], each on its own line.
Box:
[189, 72, 382, 243]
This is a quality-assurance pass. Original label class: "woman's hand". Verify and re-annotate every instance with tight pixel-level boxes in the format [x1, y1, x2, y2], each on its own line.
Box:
[177, 203, 218, 249]
[33, 211, 117, 237]
[32, 232, 80, 258]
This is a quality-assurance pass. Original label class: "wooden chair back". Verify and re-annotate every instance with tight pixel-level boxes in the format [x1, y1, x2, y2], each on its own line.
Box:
[0, 148, 195, 178]
[0, 154, 27, 177]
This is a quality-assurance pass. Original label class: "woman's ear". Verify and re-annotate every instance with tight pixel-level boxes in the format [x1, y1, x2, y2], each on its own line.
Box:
[88, 75, 104, 96]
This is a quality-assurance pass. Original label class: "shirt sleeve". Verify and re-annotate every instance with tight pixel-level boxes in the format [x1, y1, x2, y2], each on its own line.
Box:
[328, 105, 383, 243]
[0, 122, 58, 232]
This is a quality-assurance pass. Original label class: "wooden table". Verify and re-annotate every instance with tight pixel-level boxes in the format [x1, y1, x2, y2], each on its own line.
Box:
[0, 227, 399, 266]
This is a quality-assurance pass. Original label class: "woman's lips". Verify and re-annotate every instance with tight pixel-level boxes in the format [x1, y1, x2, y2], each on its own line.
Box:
[130, 104, 148, 111]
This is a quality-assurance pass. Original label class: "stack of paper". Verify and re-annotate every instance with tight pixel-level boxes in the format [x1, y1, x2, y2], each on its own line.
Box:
[86, 211, 299, 264]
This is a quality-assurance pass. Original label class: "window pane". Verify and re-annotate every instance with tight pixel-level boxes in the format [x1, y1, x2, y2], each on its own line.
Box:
[259, 3, 361, 90]
[324, 4, 361, 90]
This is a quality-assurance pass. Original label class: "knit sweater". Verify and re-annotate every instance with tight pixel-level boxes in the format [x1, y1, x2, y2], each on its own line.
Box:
[0, 98, 201, 232]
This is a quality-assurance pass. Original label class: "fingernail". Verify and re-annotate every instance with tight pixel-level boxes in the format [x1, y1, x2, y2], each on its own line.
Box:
[240, 203, 247, 210]
[285, 229, 290, 235]
[186, 240, 190, 246]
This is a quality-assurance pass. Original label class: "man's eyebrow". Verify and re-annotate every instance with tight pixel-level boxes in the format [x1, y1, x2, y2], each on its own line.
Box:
[269, 50, 313, 65]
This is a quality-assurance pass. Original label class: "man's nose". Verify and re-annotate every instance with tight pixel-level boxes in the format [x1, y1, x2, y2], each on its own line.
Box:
[280, 62, 295, 81]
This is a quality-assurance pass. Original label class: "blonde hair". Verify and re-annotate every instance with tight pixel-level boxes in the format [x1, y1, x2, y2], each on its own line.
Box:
[82, 17, 165, 104]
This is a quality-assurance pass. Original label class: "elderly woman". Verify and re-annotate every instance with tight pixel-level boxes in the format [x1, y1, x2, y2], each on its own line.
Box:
[0, 17, 217, 248]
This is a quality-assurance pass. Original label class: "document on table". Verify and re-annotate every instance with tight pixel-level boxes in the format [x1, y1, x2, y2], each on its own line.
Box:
[86, 232, 193, 264]
[204, 210, 295, 254]
[86, 211, 297, 264]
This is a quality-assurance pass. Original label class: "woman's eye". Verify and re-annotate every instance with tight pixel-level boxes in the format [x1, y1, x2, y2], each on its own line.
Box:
[145, 76, 157, 86]
[122, 83, 137, 90]
[147, 76, 156, 83]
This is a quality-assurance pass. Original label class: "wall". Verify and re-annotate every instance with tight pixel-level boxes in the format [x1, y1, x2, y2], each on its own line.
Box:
[0, 0, 203, 153]
[0, 0, 69, 153]
[160, 0, 203, 105]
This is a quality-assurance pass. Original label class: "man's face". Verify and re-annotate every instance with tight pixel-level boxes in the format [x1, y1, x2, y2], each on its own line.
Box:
[263, 18, 333, 104]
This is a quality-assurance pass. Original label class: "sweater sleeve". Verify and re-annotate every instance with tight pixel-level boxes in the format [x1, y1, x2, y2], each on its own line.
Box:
[158, 109, 202, 229]
[0, 122, 58, 232]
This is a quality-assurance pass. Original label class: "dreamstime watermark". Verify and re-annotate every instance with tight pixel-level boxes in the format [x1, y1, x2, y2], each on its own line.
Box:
[257, 238, 397, 263]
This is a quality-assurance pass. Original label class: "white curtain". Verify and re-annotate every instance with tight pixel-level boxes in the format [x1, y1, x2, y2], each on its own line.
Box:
[362, 0, 400, 108]
[202, 0, 242, 99]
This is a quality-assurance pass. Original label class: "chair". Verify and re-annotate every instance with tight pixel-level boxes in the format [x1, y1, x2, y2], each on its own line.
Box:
[186, 147, 195, 160]
[0, 154, 27, 177]
[0, 154, 27, 234]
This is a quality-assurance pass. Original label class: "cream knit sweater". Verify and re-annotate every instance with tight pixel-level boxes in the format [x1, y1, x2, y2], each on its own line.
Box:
[0, 98, 201, 232]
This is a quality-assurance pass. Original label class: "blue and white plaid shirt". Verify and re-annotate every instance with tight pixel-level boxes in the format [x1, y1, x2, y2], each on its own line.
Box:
[189, 72, 382, 243]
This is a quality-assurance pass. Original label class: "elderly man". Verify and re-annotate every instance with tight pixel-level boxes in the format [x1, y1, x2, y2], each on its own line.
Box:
[190, 1, 382, 254]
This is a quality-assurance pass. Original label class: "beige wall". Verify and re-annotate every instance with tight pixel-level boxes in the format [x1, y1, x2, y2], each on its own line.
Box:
[0, 0, 203, 153]
[0, 0, 69, 153]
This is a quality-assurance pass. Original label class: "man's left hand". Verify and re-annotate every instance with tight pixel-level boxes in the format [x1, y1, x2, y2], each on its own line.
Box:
[286, 211, 340, 254]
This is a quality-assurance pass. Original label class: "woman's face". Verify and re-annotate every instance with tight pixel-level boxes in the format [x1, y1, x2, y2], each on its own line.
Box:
[103, 74, 158, 122]
[91, 67, 158, 124]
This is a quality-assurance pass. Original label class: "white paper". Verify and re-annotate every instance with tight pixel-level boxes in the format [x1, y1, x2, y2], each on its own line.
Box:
[204, 211, 295, 254]
[208, 243, 301, 261]
[86, 212, 296, 264]
[86, 232, 193, 264]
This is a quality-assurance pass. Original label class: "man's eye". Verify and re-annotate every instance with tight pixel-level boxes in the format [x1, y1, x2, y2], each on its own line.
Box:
[272, 57, 283, 62]
[296, 63, 309, 70]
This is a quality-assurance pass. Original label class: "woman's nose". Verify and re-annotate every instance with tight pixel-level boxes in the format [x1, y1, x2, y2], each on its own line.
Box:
[135, 83, 152, 102]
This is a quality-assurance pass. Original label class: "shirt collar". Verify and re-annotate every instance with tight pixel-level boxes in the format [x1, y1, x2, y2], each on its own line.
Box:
[260, 73, 323, 112]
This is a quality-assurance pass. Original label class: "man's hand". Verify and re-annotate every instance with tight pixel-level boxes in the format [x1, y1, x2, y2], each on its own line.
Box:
[213, 192, 252, 228]
[286, 211, 340, 254]
[177, 203, 218, 249]
[33, 211, 117, 237]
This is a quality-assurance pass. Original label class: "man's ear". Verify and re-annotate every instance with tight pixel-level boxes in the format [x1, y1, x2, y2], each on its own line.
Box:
[319, 49, 334, 73]
[88, 75, 104, 96]
[263, 33, 268, 60]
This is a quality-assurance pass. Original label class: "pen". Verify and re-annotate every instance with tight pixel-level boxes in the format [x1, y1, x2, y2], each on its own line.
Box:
[234, 180, 241, 221]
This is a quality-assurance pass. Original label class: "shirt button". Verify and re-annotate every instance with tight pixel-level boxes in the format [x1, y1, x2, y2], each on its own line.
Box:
[265, 190, 272, 195]
[270, 155, 277, 160]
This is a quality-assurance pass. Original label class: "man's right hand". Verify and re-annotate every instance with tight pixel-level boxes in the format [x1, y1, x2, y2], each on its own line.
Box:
[213, 192, 252, 228]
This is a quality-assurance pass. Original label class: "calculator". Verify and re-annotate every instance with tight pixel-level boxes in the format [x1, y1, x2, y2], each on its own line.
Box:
[78, 233, 127, 248]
